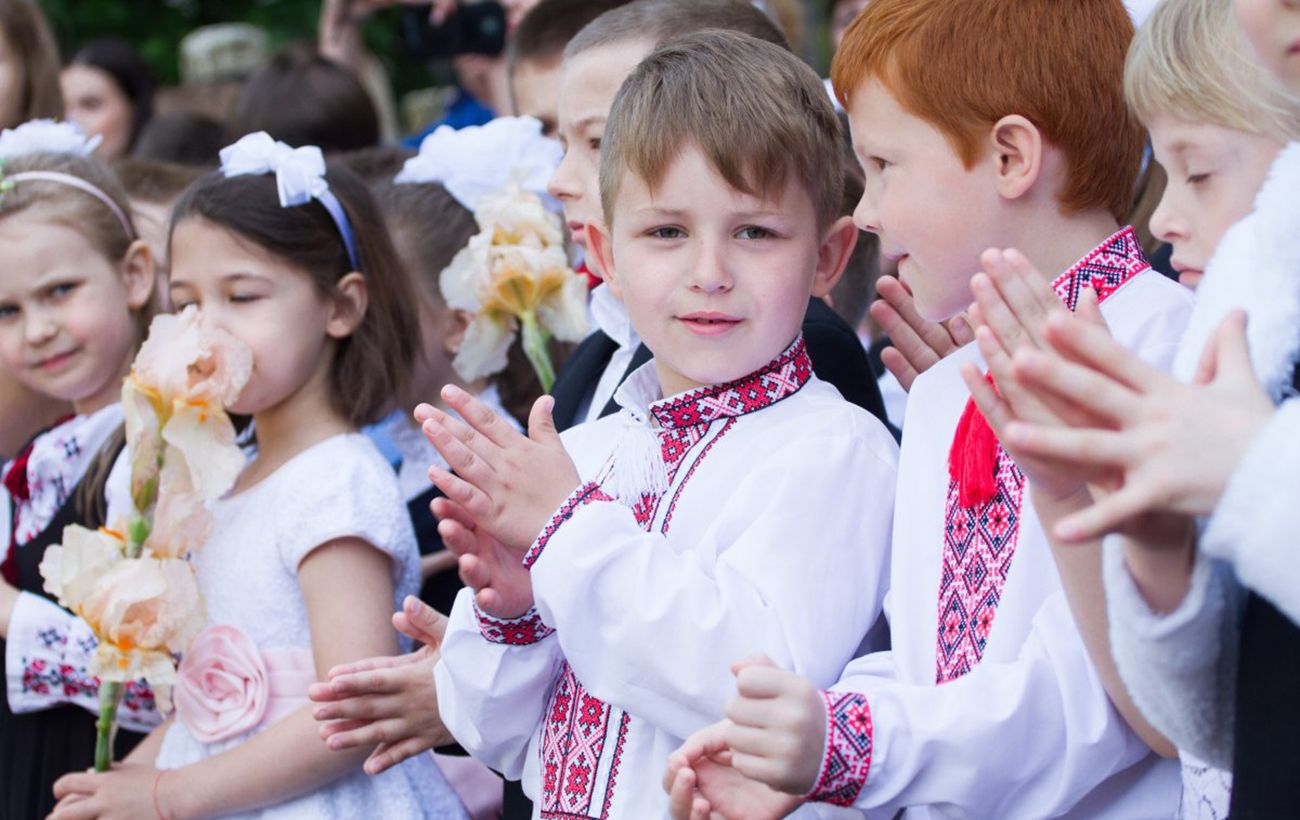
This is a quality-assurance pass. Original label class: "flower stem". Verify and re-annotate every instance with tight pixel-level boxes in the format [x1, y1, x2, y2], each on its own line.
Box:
[520, 310, 555, 393]
[94, 681, 122, 772]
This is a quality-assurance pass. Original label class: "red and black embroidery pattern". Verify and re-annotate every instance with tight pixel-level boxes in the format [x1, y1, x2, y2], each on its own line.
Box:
[475, 606, 556, 645]
[529, 336, 814, 818]
[808, 690, 874, 807]
[935, 227, 1149, 684]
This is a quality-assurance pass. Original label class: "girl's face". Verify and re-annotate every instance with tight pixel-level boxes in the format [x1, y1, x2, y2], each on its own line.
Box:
[390, 226, 458, 406]
[167, 218, 353, 419]
[0, 27, 22, 128]
[1235, 0, 1300, 93]
[61, 64, 134, 160]
[0, 212, 152, 414]
[1147, 113, 1285, 289]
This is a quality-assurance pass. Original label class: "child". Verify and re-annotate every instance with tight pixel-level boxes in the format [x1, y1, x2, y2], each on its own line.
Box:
[0, 125, 160, 819]
[508, 0, 633, 138]
[47, 133, 465, 819]
[668, 0, 1194, 815]
[428, 31, 898, 818]
[546, 0, 888, 430]
[970, 0, 1300, 811]
[963, 3, 1292, 814]
[112, 157, 205, 296]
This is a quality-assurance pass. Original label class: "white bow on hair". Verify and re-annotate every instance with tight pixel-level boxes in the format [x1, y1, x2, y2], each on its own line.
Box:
[0, 119, 102, 161]
[219, 131, 331, 208]
[395, 115, 563, 213]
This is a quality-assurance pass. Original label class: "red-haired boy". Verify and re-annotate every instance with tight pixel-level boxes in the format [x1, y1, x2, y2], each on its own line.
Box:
[666, 0, 1193, 816]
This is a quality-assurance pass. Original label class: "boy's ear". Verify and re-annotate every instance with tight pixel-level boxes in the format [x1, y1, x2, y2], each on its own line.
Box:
[327, 271, 369, 339]
[811, 215, 860, 299]
[989, 114, 1043, 202]
[585, 219, 622, 298]
[120, 239, 157, 311]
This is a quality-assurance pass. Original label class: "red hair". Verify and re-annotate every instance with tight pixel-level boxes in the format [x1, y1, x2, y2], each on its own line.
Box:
[831, 0, 1143, 219]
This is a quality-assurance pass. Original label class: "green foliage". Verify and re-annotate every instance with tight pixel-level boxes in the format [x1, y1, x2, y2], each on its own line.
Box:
[36, 1, 428, 95]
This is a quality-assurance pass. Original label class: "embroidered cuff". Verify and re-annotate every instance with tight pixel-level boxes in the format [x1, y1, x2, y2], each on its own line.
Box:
[806, 689, 874, 807]
[521, 482, 614, 570]
[474, 605, 555, 646]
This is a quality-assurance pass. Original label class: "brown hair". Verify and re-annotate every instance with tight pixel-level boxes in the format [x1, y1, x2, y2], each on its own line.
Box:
[0, 152, 139, 271]
[112, 158, 205, 206]
[169, 163, 418, 427]
[831, 0, 1144, 220]
[509, 0, 635, 73]
[0, 0, 63, 126]
[227, 44, 380, 155]
[565, 0, 788, 60]
[600, 30, 843, 229]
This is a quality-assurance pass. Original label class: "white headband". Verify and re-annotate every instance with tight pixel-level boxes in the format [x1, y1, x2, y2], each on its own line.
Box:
[219, 132, 361, 270]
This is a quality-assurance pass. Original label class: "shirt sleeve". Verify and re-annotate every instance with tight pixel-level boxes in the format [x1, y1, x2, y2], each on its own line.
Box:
[1200, 399, 1300, 626]
[5, 591, 161, 732]
[433, 587, 565, 779]
[1103, 538, 1240, 770]
[527, 429, 897, 741]
[807, 593, 1175, 816]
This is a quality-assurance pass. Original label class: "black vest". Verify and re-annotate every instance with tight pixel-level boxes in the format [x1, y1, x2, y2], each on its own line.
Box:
[1228, 363, 1300, 818]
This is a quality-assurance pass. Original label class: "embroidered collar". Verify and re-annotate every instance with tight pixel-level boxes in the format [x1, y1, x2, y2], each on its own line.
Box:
[948, 228, 1147, 509]
[1049, 226, 1150, 311]
[613, 335, 813, 430]
[4, 403, 123, 547]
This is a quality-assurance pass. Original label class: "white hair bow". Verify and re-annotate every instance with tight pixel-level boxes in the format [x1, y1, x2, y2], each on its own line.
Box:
[0, 119, 102, 160]
[395, 116, 563, 213]
[218, 131, 360, 270]
[219, 131, 331, 208]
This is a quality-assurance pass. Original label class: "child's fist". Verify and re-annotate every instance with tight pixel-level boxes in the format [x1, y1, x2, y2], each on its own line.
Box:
[723, 654, 825, 795]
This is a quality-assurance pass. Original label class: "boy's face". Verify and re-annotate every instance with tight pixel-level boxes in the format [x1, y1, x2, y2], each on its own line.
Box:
[846, 78, 1003, 322]
[511, 56, 562, 137]
[1235, 0, 1300, 92]
[548, 42, 653, 257]
[1147, 113, 1284, 290]
[590, 144, 839, 398]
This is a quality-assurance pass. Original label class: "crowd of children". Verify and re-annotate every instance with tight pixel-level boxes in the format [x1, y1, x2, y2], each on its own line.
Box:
[0, 0, 1297, 817]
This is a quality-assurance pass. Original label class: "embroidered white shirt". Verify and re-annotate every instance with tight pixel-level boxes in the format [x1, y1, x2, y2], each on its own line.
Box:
[811, 237, 1193, 817]
[435, 337, 898, 818]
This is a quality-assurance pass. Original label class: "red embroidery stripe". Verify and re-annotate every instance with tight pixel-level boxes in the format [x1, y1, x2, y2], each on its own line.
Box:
[807, 690, 873, 806]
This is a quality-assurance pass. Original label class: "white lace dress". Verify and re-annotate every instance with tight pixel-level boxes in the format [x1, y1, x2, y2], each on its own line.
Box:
[154, 434, 465, 818]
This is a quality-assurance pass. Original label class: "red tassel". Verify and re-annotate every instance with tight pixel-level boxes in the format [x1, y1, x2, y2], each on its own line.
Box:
[947, 375, 1002, 508]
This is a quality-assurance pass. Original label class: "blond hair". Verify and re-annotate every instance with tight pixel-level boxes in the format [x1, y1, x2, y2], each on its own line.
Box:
[599, 30, 842, 229]
[1126, 0, 1300, 141]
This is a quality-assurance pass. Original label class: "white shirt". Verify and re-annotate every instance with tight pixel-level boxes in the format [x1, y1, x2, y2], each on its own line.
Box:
[809, 230, 1193, 818]
[579, 284, 641, 425]
[436, 336, 898, 818]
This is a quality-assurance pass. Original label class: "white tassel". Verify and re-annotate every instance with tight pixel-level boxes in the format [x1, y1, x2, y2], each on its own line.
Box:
[608, 410, 668, 503]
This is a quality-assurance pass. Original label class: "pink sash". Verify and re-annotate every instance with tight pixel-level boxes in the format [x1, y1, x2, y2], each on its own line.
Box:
[174, 625, 316, 743]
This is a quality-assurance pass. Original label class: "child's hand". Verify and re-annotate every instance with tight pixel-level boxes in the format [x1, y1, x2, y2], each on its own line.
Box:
[433, 496, 536, 620]
[961, 248, 1104, 503]
[722, 654, 825, 795]
[417, 387, 580, 554]
[870, 275, 974, 391]
[665, 721, 804, 820]
[308, 597, 453, 775]
[1006, 310, 1275, 542]
[50, 763, 170, 820]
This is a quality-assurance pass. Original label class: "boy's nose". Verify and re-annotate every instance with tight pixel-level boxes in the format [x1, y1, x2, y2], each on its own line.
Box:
[853, 193, 881, 234]
[687, 241, 734, 293]
[547, 154, 579, 202]
[1148, 198, 1185, 245]
[23, 310, 58, 347]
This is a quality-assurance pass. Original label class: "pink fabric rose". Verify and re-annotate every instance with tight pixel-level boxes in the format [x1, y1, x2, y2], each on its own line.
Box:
[174, 626, 315, 744]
